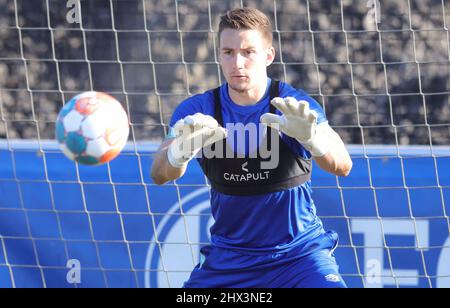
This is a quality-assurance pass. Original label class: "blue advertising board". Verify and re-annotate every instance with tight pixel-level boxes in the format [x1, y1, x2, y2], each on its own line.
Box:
[0, 142, 449, 288]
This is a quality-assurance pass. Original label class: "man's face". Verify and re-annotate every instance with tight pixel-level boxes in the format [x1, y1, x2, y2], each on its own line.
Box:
[219, 29, 275, 93]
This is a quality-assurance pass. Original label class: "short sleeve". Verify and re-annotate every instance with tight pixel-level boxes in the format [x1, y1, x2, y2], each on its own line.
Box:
[169, 99, 201, 127]
[167, 97, 205, 139]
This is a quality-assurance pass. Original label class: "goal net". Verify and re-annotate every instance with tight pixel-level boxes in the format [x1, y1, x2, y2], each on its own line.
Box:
[0, 0, 449, 288]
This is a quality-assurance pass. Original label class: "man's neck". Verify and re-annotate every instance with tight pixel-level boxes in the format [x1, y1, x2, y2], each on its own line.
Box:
[228, 79, 268, 106]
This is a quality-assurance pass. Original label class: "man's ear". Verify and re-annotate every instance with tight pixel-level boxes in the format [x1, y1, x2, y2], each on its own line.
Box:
[266, 46, 275, 67]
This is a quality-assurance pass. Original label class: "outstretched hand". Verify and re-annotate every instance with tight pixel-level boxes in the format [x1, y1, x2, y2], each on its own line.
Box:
[260, 97, 329, 157]
[168, 113, 227, 168]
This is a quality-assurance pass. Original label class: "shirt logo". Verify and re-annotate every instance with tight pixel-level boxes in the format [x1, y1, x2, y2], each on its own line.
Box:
[242, 162, 249, 172]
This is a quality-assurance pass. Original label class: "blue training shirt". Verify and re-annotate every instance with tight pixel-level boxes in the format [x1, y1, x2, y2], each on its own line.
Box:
[168, 78, 327, 253]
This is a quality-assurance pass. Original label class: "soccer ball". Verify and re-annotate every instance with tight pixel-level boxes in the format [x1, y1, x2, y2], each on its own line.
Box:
[55, 91, 130, 166]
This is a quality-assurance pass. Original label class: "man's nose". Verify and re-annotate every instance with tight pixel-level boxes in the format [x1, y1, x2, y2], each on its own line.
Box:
[232, 52, 246, 68]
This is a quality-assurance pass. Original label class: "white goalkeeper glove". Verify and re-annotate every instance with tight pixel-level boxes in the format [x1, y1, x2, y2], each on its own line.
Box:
[167, 113, 227, 168]
[260, 97, 329, 157]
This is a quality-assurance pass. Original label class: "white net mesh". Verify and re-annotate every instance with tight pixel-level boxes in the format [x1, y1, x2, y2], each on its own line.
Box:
[0, 0, 449, 288]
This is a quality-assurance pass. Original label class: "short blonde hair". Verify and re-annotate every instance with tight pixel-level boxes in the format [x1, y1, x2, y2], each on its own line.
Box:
[218, 7, 273, 46]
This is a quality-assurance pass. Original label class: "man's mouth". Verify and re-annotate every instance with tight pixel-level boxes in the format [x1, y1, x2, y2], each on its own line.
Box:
[232, 75, 248, 78]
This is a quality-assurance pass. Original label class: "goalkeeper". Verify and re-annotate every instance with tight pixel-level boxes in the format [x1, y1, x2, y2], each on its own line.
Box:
[151, 7, 352, 288]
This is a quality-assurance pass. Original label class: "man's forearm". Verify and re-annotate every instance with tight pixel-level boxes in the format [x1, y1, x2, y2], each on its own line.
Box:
[313, 127, 353, 177]
[151, 140, 187, 185]
[314, 150, 352, 177]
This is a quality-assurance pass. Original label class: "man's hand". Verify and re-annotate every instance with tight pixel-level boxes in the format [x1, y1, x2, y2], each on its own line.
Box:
[260, 97, 329, 157]
[167, 113, 227, 168]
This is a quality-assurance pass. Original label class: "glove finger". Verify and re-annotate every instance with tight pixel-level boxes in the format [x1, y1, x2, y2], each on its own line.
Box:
[308, 110, 318, 123]
[199, 114, 219, 129]
[298, 100, 310, 118]
[173, 119, 184, 129]
[270, 97, 291, 115]
[173, 119, 188, 137]
[184, 115, 199, 127]
[260, 113, 285, 130]
[203, 127, 227, 147]
[284, 97, 300, 114]
[185, 113, 218, 129]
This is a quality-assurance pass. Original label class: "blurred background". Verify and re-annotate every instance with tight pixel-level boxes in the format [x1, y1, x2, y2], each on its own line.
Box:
[0, 0, 449, 146]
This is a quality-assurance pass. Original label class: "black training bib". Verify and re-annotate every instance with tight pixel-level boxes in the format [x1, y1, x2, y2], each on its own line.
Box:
[200, 80, 312, 196]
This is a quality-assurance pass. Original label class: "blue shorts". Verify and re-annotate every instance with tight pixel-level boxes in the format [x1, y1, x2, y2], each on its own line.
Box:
[183, 231, 347, 288]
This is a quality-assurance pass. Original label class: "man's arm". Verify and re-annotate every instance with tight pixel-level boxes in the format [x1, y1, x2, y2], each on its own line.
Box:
[151, 138, 187, 185]
[151, 113, 227, 185]
[313, 127, 352, 177]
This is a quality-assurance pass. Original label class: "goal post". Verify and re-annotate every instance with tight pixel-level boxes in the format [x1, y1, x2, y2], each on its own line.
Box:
[0, 0, 449, 288]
